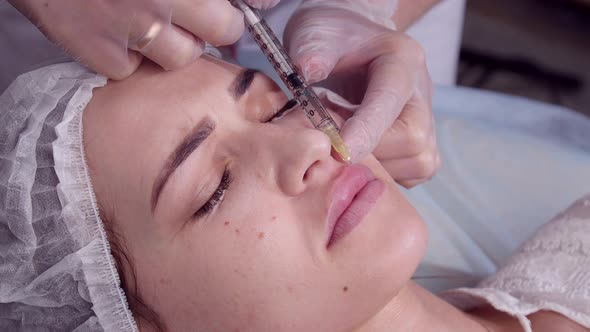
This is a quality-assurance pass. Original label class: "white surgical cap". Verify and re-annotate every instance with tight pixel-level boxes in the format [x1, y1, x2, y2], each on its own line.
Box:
[0, 43, 223, 330]
[0, 62, 137, 331]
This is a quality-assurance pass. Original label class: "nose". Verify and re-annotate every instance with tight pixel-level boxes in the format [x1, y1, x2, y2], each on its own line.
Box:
[277, 127, 333, 196]
[249, 115, 335, 196]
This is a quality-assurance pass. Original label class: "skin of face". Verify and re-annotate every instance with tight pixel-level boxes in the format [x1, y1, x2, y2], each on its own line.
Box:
[82, 56, 427, 332]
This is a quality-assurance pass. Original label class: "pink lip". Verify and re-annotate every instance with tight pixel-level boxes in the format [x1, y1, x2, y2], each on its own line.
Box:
[326, 164, 385, 248]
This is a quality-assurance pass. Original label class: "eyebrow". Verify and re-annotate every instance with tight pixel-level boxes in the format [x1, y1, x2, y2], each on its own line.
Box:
[230, 68, 260, 100]
[150, 68, 260, 213]
[151, 118, 215, 213]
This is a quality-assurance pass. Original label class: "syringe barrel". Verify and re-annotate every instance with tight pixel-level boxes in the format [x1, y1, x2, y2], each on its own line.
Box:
[293, 87, 340, 131]
[231, 0, 352, 162]
[233, 2, 300, 85]
[233, 3, 340, 131]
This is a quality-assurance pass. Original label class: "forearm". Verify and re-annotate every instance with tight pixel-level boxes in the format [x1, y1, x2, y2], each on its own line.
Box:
[393, 0, 441, 31]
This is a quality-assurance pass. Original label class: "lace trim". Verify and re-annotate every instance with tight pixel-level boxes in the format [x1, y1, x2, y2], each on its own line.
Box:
[443, 194, 590, 332]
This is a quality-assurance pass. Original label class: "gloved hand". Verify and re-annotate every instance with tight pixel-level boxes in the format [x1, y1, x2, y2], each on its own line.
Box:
[245, 0, 281, 10]
[284, 0, 439, 187]
[8, 0, 279, 80]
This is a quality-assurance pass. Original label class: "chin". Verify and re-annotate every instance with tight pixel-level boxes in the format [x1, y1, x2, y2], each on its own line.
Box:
[369, 183, 426, 266]
[333, 157, 428, 296]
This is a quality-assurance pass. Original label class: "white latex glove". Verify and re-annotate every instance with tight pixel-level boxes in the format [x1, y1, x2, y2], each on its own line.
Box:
[7, 0, 279, 80]
[245, 0, 281, 10]
[284, 0, 439, 187]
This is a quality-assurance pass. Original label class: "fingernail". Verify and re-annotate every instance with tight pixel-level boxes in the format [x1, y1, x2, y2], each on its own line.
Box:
[342, 137, 366, 164]
[303, 64, 326, 83]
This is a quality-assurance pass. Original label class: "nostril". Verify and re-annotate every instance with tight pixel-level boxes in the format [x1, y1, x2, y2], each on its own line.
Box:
[303, 160, 321, 182]
[303, 168, 310, 182]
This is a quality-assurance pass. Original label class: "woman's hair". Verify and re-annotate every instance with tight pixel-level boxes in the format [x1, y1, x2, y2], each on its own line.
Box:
[100, 208, 167, 332]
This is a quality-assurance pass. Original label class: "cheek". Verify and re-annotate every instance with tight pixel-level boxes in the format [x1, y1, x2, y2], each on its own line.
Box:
[367, 156, 428, 280]
[152, 209, 316, 330]
[140, 154, 427, 331]
[314, 157, 428, 326]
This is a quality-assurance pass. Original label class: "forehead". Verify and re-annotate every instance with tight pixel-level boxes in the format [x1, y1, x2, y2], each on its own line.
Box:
[91, 57, 241, 138]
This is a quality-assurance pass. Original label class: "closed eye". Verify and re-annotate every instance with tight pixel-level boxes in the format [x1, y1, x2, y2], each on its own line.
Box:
[194, 169, 233, 219]
[265, 99, 298, 123]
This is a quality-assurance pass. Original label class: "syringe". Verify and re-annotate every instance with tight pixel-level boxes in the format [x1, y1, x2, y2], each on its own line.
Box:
[230, 0, 352, 163]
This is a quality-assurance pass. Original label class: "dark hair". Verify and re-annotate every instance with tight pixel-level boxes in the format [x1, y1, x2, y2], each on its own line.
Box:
[101, 210, 167, 332]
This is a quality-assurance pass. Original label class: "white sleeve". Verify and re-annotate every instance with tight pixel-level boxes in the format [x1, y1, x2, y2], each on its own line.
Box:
[405, 0, 466, 86]
[442, 193, 590, 332]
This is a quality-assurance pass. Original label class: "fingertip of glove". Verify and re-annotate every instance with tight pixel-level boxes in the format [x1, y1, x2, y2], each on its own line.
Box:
[297, 55, 332, 83]
[304, 66, 327, 83]
[245, 0, 280, 10]
[340, 121, 376, 164]
[103, 51, 143, 80]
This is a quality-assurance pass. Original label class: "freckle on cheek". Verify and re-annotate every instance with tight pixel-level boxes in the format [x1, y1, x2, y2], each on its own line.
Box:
[258, 232, 265, 239]
[271, 216, 277, 222]
[235, 228, 240, 235]
[224, 221, 230, 226]
[343, 286, 348, 292]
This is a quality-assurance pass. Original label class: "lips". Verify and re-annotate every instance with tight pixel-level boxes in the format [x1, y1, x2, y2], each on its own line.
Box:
[326, 164, 385, 248]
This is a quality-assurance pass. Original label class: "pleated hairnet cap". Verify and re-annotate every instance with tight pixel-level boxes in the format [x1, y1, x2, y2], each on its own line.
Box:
[0, 43, 224, 330]
[0, 62, 136, 331]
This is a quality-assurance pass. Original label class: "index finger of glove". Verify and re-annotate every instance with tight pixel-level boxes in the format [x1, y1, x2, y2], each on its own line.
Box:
[173, 0, 245, 47]
[340, 53, 414, 163]
[372, 96, 434, 160]
[244, 0, 280, 10]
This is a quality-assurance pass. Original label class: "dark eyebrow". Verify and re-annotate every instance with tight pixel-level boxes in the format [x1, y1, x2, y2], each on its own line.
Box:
[151, 118, 215, 213]
[230, 68, 260, 100]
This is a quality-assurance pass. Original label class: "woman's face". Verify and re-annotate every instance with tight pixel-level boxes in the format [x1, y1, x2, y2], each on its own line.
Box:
[83, 57, 426, 332]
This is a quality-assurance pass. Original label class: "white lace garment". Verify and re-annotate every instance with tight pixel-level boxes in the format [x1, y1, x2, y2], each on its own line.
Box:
[443, 193, 590, 331]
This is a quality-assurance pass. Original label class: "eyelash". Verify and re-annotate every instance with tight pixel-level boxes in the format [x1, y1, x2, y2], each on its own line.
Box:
[194, 169, 233, 219]
[265, 99, 298, 123]
[193, 100, 293, 219]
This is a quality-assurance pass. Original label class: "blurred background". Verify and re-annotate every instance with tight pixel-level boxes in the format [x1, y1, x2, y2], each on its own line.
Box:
[458, 0, 590, 117]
